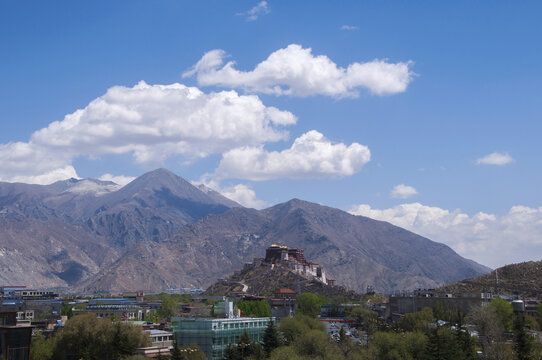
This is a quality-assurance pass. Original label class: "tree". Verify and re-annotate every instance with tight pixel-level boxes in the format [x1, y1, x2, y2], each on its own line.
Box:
[262, 320, 279, 356]
[398, 307, 433, 332]
[296, 293, 327, 318]
[158, 296, 179, 321]
[60, 301, 73, 319]
[30, 333, 53, 360]
[466, 305, 509, 359]
[278, 315, 325, 344]
[489, 298, 514, 331]
[51, 313, 149, 360]
[346, 306, 379, 334]
[235, 300, 271, 317]
[514, 314, 534, 360]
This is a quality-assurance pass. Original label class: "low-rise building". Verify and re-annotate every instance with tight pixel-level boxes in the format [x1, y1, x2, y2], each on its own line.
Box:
[0, 311, 32, 360]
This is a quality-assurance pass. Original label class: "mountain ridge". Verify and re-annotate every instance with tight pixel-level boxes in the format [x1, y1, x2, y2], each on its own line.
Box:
[0, 169, 490, 294]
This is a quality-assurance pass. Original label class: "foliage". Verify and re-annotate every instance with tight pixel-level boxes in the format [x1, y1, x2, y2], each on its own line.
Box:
[224, 330, 264, 360]
[432, 301, 464, 324]
[296, 292, 327, 317]
[157, 296, 180, 321]
[51, 313, 149, 360]
[31, 333, 53, 360]
[366, 331, 428, 360]
[144, 293, 191, 304]
[60, 301, 73, 319]
[424, 326, 476, 360]
[235, 300, 271, 317]
[489, 298, 514, 331]
[346, 306, 379, 334]
[514, 314, 535, 360]
[294, 329, 343, 359]
[262, 320, 280, 356]
[278, 314, 325, 344]
[398, 307, 433, 332]
[268, 346, 303, 360]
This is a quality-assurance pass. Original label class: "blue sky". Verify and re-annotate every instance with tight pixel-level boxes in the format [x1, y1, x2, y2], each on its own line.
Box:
[1, 1, 541, 268]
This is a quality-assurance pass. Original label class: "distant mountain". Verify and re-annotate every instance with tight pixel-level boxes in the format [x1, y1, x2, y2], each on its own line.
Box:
[0, 169, 240, 288]
[0, 169, 490, 293]
[80, 199, 490, 294]
[438, 260, 542, 298]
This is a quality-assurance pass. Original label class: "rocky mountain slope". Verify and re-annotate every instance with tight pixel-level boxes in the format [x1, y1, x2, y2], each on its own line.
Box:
[0, 168, 490, 294]
[0, 169, 238, 288]
[81, 199, 490, 294]
[438, 260, 542, 298]
[204, 264, 363, 300]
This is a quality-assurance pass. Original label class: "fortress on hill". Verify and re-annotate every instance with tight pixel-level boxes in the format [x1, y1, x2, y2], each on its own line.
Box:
[243, 244, 335, 286]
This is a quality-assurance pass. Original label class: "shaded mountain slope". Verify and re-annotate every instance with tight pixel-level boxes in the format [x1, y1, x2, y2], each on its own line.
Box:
[0, 169, 241, 290]
[438, 260, 542, 298]
[84, 199, 489, 294]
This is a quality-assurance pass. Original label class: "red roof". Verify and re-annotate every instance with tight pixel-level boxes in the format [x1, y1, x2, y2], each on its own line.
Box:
[275, 288, 296, 294]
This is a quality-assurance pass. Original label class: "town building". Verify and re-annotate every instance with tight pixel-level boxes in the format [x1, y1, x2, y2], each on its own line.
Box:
[0, 311, 32, 360]
[172, 301, 275, 360]
[74, 298, 155, 320]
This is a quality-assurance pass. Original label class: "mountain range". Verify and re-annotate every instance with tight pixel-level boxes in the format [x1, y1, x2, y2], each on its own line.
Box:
[0, 168, 490, 294]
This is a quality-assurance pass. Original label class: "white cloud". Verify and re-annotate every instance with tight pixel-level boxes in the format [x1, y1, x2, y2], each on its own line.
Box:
[194, 179, 266, 209]
[237, 1, 270, 21]
[5, 166, 79, 185]
[220, 184, 267, 209]
[341, 25, 358, 31]
[349, 202, 542, 269]
[476, 152, 514, 165]
[391, 184, 418, 199]
[0, 81, 296, 184]
[214, 130, 371, 180]
[184, 44, 414, 97]
[99, 174, 136, 186]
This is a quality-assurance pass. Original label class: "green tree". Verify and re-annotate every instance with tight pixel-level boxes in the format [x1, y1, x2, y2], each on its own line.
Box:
[294, 329, 342, 359]
[514, 314, 534, 360]
[296, 293, 327, 318]
[347, 306, 379, 334]
[398, 307, 433, 332]
[489, 298, 514, 331]
[235, 300, 271, 317]
[30, 333, 53, 360]
[60, 301, 73, 319]
[262, 320, 279, 356]
[51, 313, 149, 360]
[157, 296, 179, 321]
[278, 314, 325, 344]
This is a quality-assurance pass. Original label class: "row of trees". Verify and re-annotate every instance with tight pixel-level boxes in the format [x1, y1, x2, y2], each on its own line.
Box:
[31, 313, 149, 360]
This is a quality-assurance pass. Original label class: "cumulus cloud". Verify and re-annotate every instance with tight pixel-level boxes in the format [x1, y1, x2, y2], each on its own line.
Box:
[349, 202, 542, 268]
[391, 184, 418, 199]
[341, 25, 358, 31]
[476, 152, 514, 165]
[195, 178, 266, 209]
[220, 184, 267, 208]
[0, 81, 296, 184]
[5, 166, 79, 185]
[214, 130, 371, 181]
[184, 44, 414, 97]
[237, 1, 270, 21]
[98, 174, 136, 186]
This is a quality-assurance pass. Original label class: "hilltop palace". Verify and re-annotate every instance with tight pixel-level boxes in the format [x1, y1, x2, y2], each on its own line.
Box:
[244, 244, 335, 286]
